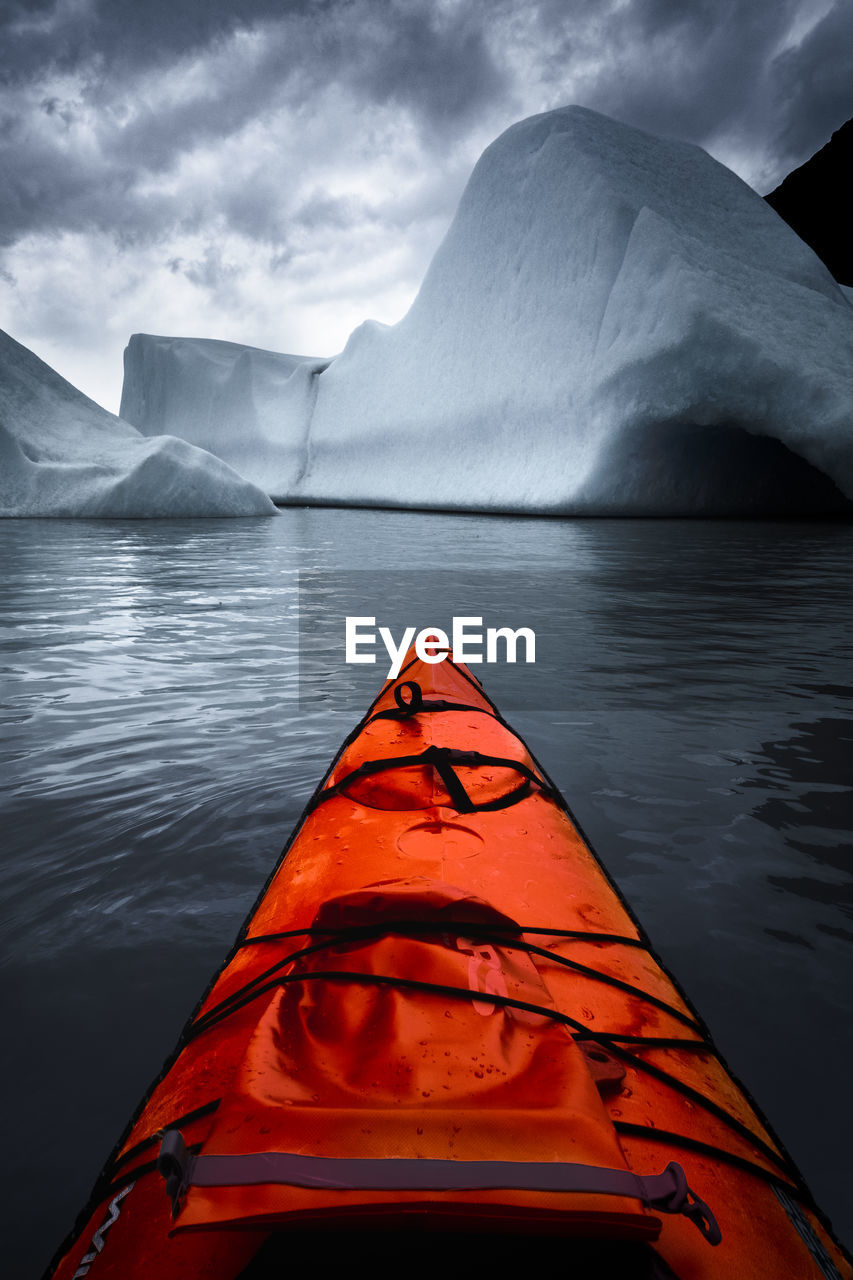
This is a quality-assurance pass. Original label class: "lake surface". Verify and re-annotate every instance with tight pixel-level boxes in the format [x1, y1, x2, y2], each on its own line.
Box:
[1, 509, 851, 1276]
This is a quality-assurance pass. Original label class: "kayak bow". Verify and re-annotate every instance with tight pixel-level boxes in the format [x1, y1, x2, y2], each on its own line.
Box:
[47, 652, 852, 1279]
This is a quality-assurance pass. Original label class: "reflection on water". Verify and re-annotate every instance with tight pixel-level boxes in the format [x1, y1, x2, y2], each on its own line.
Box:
[0, 510, 851, 1275]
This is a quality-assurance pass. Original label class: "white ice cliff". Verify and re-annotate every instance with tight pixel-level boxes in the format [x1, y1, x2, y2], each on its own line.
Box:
[120, 336, 329, 499]
[0, 329, 276, 518]
[123, 107, 853, 515]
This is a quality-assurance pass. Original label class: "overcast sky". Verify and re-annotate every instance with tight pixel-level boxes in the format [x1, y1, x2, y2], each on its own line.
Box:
[1, 0, 851, 412]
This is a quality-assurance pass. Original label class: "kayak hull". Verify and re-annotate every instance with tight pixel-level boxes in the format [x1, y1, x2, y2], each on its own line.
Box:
[47, 656, 852, 1280]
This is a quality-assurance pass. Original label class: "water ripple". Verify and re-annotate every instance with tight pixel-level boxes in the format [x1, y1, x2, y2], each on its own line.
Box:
[1, 511, 851, 1272]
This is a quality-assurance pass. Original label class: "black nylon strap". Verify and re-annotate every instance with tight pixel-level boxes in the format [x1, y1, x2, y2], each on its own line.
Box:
[224, 922, 701, 1034]
[370, 699, 491, 723]
[307, 745, 551, 815]
[183, 968, 794, 1178]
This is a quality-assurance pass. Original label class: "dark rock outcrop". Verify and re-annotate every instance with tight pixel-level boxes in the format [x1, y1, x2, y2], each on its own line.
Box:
[766, 119, 853, 286]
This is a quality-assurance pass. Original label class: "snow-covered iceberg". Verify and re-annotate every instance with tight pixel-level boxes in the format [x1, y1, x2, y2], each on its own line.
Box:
[123, 107, 853, 516]
[120, 336, 328, 498]
[0, 329, 276, 517]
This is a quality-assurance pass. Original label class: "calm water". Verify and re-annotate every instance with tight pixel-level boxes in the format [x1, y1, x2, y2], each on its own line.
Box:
[1, 509, 851, 1276]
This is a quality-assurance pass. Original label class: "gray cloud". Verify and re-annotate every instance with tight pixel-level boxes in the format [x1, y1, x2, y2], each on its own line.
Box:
[2, 0, 849, 247]
[0, 0, 851, 410]
[590, 0, 798, 138]
[0, 0, 305, 84]
[168, 245, 240, 291]
[771, 1, 853, 164]
[345, 2, 510, 130]
[0, 0, 512, 248]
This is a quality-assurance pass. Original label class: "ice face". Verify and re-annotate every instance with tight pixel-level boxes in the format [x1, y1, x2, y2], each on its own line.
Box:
[0, 329, 276, 518]
[120, 336, 329, 501]
[123, 107, 853, 516]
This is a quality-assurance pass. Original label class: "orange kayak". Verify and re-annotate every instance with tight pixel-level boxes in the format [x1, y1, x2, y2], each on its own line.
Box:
[46, 651, 852, 1279]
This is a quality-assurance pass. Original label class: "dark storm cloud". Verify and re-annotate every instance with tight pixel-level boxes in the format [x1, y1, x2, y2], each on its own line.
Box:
[490, 0, 815, 183]
[2, 1, 851, 252]
[346, 4, 509, 130]
[2, 0, 852, 254]
[3, 0, 850, 412]
[293, 191, 374, 233]
[96, 2, 505, 173]
[168, 244, 240, 290]
[0, 0, 310, 83]
[771, 2, 853, 164]
[0, 0, 511, 248]
[584, 0, 800, 140]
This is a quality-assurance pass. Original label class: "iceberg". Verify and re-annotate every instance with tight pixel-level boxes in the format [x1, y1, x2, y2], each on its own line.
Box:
[120, 336, 329, 499]
[0, 329, 276, 518]
[123, 107, 853, 516]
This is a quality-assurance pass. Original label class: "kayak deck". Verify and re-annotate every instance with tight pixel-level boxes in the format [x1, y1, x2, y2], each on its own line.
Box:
[46, 654, 852, 1280]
